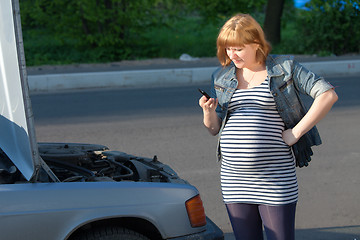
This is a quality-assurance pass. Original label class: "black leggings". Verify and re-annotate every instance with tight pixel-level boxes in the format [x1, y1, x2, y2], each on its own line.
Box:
[226, 202, 297, 240]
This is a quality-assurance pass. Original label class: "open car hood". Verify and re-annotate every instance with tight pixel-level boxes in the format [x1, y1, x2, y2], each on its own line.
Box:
[0, 0, 35, 180]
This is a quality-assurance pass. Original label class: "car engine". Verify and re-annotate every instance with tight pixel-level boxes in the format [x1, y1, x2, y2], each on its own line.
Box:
[0, 143, 187, 184]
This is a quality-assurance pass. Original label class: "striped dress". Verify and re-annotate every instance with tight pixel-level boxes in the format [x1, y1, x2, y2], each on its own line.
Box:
[220, 77, 298, 206]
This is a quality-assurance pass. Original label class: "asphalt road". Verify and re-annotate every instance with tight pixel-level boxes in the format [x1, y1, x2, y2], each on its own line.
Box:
[31, 74, 360, 240]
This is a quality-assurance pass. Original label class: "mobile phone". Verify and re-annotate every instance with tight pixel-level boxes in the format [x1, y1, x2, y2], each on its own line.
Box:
[198, 88, 211, 99]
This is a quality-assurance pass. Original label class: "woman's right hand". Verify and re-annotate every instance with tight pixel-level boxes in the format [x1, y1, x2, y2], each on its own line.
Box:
[199, 96, 221, 135]
[199, 96, 218, 113]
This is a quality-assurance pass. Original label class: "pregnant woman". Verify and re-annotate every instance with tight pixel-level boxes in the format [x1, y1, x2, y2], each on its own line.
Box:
[199, 13, 338, 240]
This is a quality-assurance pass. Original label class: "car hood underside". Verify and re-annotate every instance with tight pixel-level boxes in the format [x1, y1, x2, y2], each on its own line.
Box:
[0, 0, 35, 181]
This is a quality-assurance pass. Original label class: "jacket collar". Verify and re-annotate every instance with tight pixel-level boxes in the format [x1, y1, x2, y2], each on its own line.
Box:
[222, 55, 285, 79]
[266, 55, 285, 77]
[221, 62, 236, 81]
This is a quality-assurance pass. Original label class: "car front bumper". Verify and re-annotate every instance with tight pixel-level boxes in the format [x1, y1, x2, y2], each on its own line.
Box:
[170, 217, 224, 240]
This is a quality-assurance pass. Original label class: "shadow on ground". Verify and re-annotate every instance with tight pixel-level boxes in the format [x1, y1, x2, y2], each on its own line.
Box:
[224, 225, 360, 240]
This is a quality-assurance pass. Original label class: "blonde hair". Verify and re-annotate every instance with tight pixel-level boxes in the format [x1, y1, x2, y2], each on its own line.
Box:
[216, 14, 271, 66]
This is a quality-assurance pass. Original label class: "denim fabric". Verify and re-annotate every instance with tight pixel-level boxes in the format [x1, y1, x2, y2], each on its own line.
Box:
[211, 55, 334, 167]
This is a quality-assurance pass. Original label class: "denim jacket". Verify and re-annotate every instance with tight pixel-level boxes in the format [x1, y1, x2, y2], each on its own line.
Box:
[211, 55, 334, 167]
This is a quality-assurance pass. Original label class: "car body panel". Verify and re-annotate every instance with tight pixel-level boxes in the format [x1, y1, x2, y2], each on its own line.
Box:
[0, 181, 202, 240]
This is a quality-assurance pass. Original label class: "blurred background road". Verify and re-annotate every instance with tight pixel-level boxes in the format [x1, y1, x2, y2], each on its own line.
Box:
[31, 73, 360, 240]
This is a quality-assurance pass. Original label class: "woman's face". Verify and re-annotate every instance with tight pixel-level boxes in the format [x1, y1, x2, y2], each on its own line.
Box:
[226, 44, 258, 69]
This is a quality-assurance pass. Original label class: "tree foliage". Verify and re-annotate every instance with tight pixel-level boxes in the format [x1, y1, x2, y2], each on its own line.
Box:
[20, 0, 166, 61]
[297, 0, 360, 55]
[19, 0, 360, 65]
[184, 0, 266, 23]
[19, 0, 264, 64]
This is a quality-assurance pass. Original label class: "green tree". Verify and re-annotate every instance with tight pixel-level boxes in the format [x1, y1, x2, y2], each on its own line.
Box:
[263, 0, 286, 45]
[297, 0, 360, 55]
[184, 0, 266, 23]
[20, 0, 162, 61]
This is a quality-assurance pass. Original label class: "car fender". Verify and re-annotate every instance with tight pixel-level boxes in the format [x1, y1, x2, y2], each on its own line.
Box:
[0, 181, 204, 240]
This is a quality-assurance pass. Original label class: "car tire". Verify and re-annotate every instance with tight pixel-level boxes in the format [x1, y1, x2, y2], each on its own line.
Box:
[74, 226, 150, 240]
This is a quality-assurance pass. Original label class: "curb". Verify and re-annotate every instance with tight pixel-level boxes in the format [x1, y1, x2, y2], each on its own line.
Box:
[28, 59, 360, 92]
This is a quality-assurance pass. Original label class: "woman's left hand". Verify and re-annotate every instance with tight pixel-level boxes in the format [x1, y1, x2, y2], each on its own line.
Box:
[282, 129, 299, 146]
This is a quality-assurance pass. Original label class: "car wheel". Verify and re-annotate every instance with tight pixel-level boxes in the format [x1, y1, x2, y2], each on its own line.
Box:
[74, 226, 150, 240]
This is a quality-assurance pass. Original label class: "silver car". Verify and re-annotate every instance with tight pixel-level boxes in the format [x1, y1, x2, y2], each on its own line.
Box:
[0, 1, 224, 239]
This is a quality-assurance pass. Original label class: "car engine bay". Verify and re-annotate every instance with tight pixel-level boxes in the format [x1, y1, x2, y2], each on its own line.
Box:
[0, 143, 186, 185]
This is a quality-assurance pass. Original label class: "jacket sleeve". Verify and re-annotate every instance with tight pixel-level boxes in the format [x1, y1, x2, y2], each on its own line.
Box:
[211, 68, 227, 121]
[290, 61, 330, 167]
[292, 61, 334, 99]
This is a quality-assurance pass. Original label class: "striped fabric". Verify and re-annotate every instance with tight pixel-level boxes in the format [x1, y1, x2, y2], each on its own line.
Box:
[220, 78, 298, 205]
